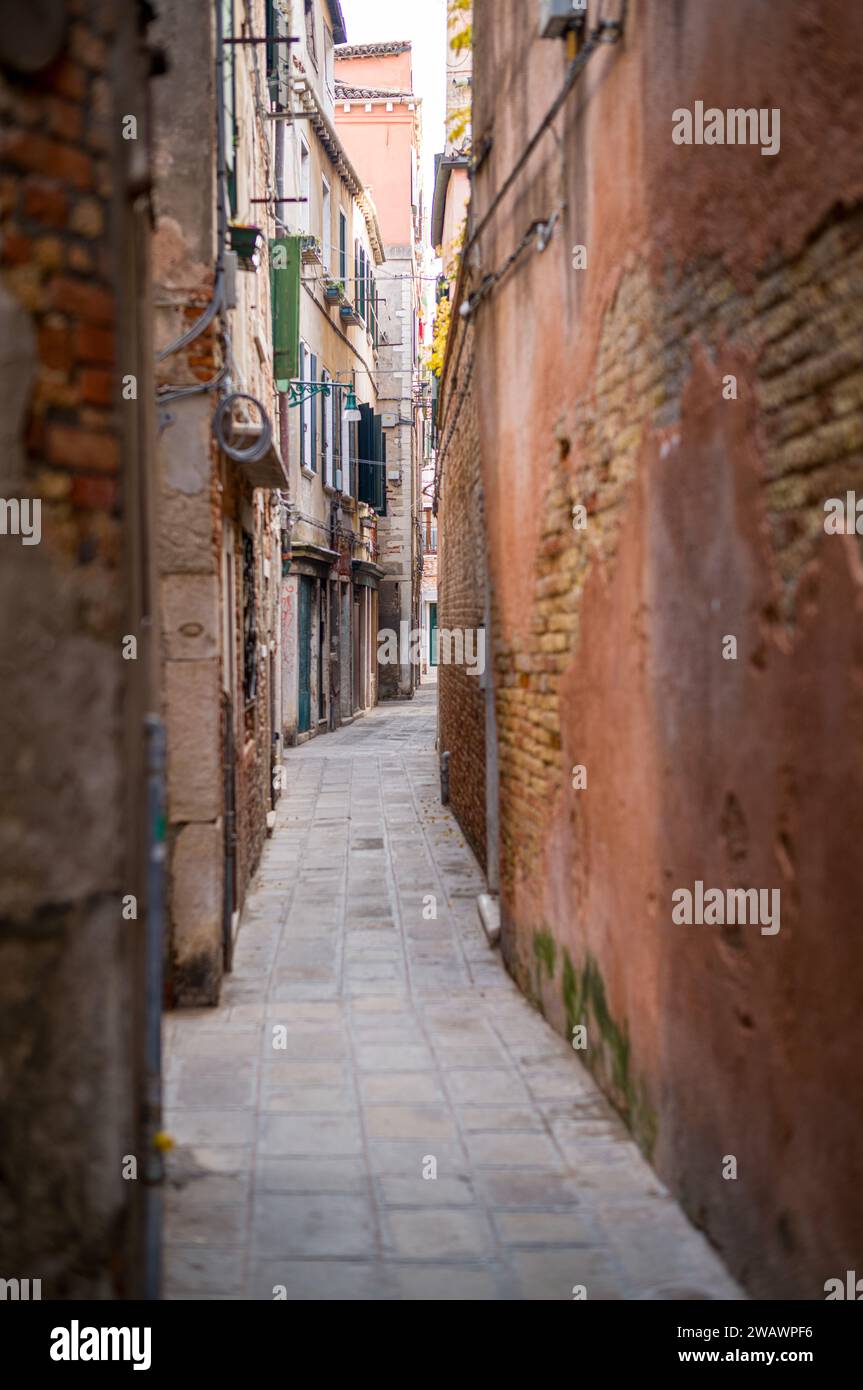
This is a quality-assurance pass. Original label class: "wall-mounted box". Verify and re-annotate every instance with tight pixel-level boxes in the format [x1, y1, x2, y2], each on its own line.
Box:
[539, 0, 586, 39]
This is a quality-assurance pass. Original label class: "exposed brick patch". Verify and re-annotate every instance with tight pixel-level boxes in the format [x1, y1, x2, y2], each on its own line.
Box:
[2, 131, 93, 189]
[23, 183, 69, 228]
[46, 423, 117, 473]
[80, 367, 112, 405]
[75, 321, 114, 362]
[49, 274, 113, 322]
[70, 474, 118, 511]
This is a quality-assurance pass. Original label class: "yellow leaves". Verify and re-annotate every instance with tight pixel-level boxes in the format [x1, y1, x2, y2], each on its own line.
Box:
[428, 296, 453, 379]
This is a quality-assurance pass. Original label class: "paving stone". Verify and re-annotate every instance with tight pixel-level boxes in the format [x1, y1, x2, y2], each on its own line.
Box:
[393, 1264, 499, 1300]
[363, 1104, 458, 1141]
[258, 1112, 364, 1157]
[252, 1194, 376, 1259]
[163, 1201, 248, 1249]
[163, 1248, 246, 1297]
[359, 1073, 445, 1105]
[257, 1157, 369, 1195]
[378, 1174, 475, 1207]
[247, 1260, 388, 1301]
[165, 1109, 255, 1146]
[492, 1208, 605, 1247]
[511, 1248, 627, 1301]
[385, 1208, 493, 1260]
[465, 1131, 561, 1168]
[456, 1105, 545, 1133]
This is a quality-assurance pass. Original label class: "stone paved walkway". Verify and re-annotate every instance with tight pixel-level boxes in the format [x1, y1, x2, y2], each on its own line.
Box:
[163, 688, 742, 1300]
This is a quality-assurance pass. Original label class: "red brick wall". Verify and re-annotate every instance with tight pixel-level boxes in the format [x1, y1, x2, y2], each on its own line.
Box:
[437, 308, 488, 870]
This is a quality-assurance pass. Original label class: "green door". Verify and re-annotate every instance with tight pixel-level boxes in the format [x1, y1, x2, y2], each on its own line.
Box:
[429, 602, 439, 666]
[298, 576, 312, 734]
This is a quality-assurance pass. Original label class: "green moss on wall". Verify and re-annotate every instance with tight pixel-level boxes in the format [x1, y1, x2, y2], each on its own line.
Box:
[533, 927, 557, 981]
[560, 943, 658, 1161]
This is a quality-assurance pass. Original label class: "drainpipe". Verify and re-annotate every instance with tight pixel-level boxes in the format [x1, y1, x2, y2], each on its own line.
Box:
[142, 713, 166, 1300]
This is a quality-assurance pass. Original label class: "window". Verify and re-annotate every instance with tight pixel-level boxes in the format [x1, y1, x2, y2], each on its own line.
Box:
[339, 209, 347, 283]
[321, 177, 331, 272]
[304, 0, 317, 67]
[223, 0, 238, 215]
[298, 135, 310, 233]
[321, 368, 333, 487]
[300, 342, 316, 471]
[356, 244, 366, 323]
[265, 0, 279, 106]
[334, 384, 342, 491]
[324, 23, 335, 101]
[424, 510, 437, 553]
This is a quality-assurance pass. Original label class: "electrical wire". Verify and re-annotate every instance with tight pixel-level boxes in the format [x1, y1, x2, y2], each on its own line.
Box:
[464, 5, 626, 259]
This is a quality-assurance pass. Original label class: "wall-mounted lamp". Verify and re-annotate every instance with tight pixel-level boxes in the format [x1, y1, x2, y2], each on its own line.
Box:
[343, 389, 362, 423]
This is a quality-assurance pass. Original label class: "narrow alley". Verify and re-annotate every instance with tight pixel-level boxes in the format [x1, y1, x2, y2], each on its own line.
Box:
[4, 0, 863, 1336]
[163, 690, 739, 1301]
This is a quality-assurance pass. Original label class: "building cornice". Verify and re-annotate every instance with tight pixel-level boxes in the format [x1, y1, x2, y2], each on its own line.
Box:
[335, 41, 412, 58]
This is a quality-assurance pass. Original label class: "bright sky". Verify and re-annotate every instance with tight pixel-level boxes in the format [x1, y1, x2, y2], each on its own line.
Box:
[339, 0, 447, 243]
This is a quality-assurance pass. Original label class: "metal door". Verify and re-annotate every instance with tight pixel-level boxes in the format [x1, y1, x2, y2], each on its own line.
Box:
[298, 575, 312, 734]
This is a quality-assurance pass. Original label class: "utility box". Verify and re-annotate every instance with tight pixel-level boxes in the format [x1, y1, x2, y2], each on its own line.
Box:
[539, 0, 587, 39]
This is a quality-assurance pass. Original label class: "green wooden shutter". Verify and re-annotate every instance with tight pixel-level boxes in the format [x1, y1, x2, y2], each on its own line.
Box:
[270, 236, 301, 389]
[373, 414, 386, 515]
[357, 403, 373, 504]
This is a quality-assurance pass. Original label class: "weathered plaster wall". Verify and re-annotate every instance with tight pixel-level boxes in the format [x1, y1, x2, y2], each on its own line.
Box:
[471, 0, 863, 1297]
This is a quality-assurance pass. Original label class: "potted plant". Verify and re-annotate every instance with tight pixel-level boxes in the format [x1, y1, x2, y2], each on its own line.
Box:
[229, 223, 263, 271]
[340, 298, 360, 325]
[300, 234, 322, 265]
[324, 278, 344, 304]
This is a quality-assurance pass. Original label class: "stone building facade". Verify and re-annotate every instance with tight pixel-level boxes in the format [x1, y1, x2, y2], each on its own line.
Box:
[0, 0, 160, 1297]
[335, 41, 425, 701]
[152, 0, 287, 1005]
[273, 0, 386, 748]
[438, 0, 863, 1297]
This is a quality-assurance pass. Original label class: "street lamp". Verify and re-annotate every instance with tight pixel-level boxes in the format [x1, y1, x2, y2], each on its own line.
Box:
[343, 389, 362, 423]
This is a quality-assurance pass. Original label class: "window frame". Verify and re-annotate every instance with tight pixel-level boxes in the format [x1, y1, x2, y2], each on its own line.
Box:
[321, 175, 331, 273]
[321, 368, 333, 487]
[339, 209, 348, 283]
[300, 341, 313, 472]
[298, 133, 310, 234]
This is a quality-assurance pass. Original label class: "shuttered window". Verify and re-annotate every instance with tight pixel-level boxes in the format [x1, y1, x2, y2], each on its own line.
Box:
[357, 404, 387, 514]
[339, 210, 347, 282]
